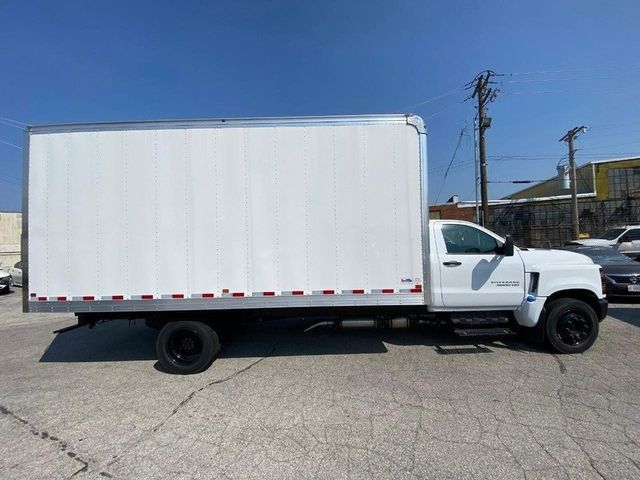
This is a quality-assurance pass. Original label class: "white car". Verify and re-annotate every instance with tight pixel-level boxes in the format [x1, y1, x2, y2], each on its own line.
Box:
[568, 225, 640, 260]
[0, 268, 12, 293]
[8, 261, 22, 287]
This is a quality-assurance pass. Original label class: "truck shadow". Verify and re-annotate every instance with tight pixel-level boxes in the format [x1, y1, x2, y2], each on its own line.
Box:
[39, 317, 543, 365]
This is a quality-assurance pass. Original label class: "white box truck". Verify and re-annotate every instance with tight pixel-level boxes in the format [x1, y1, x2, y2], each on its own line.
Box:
[23, 114, 607, 373]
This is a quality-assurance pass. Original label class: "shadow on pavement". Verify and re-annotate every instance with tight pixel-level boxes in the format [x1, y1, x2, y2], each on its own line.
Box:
[39, 317, 543, 365]
[608, 306, 640, 327]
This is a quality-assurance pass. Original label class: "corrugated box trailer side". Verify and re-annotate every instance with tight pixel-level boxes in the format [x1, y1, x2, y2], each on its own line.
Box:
[24, 115, 427, 315]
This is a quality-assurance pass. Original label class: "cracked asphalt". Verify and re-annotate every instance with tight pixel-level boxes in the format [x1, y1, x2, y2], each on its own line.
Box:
[1, 289, 639, 480]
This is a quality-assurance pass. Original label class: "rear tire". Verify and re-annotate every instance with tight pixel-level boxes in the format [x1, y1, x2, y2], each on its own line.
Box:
[545, 298, 599, 354]
[156, 321, 221, 374]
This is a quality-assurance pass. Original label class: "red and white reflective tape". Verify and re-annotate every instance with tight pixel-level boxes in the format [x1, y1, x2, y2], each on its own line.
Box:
[400, 285, 423, 293]
[131, 294, 154, 300]
[30, 286, 420, 302]
[101, 295, 125, 300]
[191, 293, 215, 299]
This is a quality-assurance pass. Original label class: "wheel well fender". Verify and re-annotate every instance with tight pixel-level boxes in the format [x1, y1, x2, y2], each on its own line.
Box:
[545, 289, 603, 319]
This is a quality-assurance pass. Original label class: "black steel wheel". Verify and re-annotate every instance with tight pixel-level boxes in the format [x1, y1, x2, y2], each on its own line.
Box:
[545, 298, 599, 354]
[156, 321, 220, 374]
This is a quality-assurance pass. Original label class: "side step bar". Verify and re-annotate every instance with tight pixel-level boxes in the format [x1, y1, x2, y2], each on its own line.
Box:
[450, 311, 511, 326]
[454, 327, 515, 337]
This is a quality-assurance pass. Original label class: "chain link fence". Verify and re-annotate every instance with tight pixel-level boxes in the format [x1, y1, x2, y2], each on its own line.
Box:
[488, 196, 640, 248]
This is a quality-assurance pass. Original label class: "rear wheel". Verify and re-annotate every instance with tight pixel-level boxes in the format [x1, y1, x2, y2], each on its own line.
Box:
[156, 321, 221, 374]
[545, 298, 599, 354]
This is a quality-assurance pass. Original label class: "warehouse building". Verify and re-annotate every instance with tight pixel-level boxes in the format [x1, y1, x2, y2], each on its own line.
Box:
[432, 156, 640, 247]
[0, 211, 22, 269]
[490, 156, 640, 246]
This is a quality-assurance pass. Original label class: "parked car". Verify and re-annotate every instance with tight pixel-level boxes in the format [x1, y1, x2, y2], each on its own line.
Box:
[566, 225, 640, 260]
[0, 268, 12, 293]
[8, 261, 22, 287]
[562, 245, 640, 297]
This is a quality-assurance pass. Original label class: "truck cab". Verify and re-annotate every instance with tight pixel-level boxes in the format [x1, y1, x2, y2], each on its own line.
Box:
[428, 220, 607, 353]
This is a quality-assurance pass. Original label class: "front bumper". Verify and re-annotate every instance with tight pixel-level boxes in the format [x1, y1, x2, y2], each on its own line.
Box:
[607, 283, 640, 297]
[597, 298, 608, 321]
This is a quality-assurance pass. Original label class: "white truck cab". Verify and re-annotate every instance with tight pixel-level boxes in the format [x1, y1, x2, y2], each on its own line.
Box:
[428, 220, 606, 353]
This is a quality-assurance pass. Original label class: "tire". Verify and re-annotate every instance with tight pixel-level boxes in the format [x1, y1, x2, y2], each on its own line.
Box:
[156, 321, 221, 374]
[545, 298, 599, 354]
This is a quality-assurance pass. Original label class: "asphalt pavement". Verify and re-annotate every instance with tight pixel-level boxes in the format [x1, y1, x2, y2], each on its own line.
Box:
[1, 288, 639, 480]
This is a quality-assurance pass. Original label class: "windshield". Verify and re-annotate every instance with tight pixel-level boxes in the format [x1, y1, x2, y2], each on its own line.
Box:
[597, 228, 626, 240]
[574, 248, 637, 265]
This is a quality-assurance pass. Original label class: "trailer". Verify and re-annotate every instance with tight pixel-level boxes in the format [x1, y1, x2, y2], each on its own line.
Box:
[23, 114, 607, 373]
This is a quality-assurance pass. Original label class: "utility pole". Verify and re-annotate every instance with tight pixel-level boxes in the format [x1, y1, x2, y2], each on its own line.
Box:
[559, 126, 587, 239]
[473, 116, 480, 223]
[467, 71, 500, 226]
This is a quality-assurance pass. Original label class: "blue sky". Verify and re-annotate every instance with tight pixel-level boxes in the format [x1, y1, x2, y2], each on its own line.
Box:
[1, 0, 639, 211]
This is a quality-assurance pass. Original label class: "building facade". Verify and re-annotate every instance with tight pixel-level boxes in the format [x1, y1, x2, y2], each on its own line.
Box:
[490, 156, 640, 247]
[0, 211, 21, 269]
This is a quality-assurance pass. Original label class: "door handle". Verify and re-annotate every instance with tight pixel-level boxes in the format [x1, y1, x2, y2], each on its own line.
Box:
[443, 261, 462, 267]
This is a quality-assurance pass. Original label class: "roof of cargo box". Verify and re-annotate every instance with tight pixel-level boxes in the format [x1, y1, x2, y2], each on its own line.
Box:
[28, 114, 426, 135]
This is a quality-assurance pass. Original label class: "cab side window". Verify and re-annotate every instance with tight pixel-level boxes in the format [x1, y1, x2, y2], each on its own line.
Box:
[442, 224, 498, 254]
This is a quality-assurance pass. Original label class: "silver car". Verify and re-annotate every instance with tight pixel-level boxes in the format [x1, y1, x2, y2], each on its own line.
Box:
[8, 261, 22, 287]
[567, 225, 640, 260]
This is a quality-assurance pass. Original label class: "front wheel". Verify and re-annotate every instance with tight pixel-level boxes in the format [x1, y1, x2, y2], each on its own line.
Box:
[156, 321, 221, 374]
[545, 298, 599, 354]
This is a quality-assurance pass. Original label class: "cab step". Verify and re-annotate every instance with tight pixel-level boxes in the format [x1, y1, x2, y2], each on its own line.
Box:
[454, 327, 515, 337]
[450, 311, 511, 326]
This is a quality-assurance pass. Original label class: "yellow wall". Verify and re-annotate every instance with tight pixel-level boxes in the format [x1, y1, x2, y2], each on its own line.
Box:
[594, 159, 640, 200]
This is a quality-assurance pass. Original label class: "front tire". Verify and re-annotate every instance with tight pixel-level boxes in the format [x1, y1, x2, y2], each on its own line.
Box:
[545, 298, 599, 354]
[156, 321, 221, 374]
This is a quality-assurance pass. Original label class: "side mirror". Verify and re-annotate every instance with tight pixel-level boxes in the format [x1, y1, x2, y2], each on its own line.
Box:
[502, 235, 514, 257]
[619, 234, 630, 243]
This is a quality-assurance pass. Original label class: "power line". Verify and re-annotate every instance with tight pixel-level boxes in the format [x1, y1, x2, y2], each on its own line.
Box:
[488, 180, 546, 184]
[0, 119, 26, 130]
[429, 160, 474, 175]
[0, 117, 27, 126]
[0, 139, 22, 150]
[435, 127, 466, 203]
[395, 86, 465, 112]
[501, 86, 635, 96]
[424, 101, 466, 119]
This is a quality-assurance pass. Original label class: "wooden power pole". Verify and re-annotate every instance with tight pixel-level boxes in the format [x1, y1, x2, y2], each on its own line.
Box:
[467, 71, 500, 226]
[560, 126, 587, 239]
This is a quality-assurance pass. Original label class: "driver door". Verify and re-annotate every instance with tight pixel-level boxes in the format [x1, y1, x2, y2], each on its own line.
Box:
[434, 222, 526, 308]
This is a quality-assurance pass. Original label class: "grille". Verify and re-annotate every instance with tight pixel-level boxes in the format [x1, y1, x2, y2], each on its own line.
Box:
[608, 274, 640, 284]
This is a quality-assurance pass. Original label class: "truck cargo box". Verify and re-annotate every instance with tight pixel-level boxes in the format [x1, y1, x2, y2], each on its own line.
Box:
[23, 115, 427, 313]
